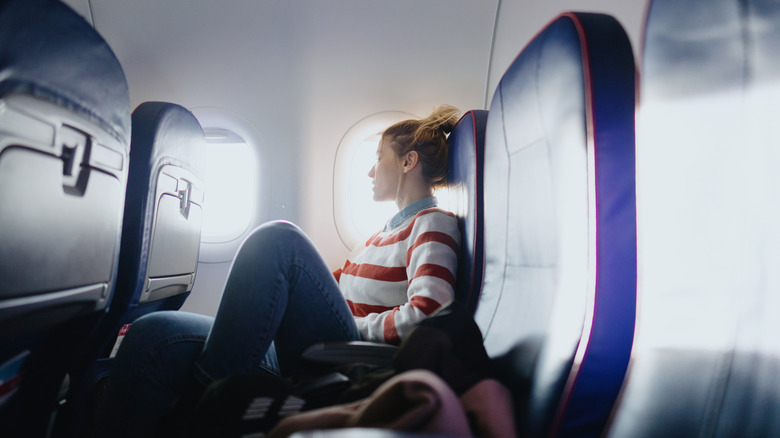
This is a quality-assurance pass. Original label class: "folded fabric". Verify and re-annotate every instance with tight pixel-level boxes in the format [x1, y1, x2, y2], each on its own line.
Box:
[460, 378, 517, 438]
[268, 369, 471, 438]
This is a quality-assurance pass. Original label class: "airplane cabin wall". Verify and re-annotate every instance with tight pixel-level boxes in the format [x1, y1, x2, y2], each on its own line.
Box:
[60, 0, 497, 316]
[60, 0, 645, 317]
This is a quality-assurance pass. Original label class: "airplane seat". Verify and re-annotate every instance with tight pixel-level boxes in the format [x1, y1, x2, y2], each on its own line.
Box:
[476, 12, 637, 438]
[606, 0, 780, 436]
[447, 109, 487, 314]
[57, 101, 206, 436]
[0, 0, 130, 434]
[274, 13, 638, 438]
[107, 101, 206, 334]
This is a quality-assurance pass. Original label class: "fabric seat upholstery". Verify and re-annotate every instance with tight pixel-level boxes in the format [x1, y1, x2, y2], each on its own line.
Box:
[447, 110, 487, 313]
[477, 12, 637, 437]
[607, 0, 780, 436]
[0, 0, 131, 434]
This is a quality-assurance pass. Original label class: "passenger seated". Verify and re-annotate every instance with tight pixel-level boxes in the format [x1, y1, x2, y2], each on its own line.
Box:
[95, 105, 462, 437]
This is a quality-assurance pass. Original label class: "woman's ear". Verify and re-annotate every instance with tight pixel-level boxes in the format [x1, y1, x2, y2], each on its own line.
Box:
[402, 151, 419, 173]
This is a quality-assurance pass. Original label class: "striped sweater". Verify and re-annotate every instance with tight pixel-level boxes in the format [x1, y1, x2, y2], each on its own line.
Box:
[334, 203, 460, 345]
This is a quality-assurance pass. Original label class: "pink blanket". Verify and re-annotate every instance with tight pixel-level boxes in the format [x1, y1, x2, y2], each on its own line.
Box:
[268, 369, 516, 438]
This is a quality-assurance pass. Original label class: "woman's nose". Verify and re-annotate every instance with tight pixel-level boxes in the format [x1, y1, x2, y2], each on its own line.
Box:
[368, 165, 375, 178]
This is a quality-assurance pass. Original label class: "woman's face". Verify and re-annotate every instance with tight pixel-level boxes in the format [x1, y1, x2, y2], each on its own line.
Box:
[368, 137, 403, 203]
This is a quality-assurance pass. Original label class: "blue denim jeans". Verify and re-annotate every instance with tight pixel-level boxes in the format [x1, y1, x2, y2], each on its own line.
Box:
[98, 221, 360, 437]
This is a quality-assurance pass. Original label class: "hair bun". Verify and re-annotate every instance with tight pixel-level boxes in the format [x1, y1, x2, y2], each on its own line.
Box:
[415, 104, 461, 141]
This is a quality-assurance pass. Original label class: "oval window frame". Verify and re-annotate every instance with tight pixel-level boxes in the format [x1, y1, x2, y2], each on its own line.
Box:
[333, 111, 417, 250]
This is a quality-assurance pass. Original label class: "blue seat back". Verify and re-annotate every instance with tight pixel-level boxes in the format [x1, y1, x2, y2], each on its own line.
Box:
[59, 101, 206, 436]
[478, 13, 637, 437]
[114, 101, 205, 318]
[447, 110, 487, 313]
[607, 0, 780, 436]
[0, 0, 130, 433]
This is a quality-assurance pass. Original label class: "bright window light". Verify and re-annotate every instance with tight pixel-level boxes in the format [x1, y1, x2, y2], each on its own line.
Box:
[201, 128, 255, 242]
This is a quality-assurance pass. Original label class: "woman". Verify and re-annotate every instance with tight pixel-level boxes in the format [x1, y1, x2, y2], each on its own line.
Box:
[97, 105, 462, 437]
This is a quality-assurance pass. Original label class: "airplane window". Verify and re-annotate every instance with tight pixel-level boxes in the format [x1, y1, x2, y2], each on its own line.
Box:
[200, 128, 256, 242]
[189, 106, 266, 256]
[334, 111, 454, 250]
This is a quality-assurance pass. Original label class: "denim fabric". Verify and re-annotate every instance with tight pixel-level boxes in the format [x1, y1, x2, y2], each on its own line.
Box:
[384, 196, 438, 231]
[97, 221, 360, 437]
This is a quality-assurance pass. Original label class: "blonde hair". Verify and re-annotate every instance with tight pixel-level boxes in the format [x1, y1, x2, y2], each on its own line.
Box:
[382, 105, 461, 190]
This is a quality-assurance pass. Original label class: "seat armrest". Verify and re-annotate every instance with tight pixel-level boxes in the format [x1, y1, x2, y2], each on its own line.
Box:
[302, 341, 398, 366]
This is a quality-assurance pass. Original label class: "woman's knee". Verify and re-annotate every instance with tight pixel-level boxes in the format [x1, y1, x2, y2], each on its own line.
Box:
[118, 311, 213, 358]
[251, 220, 307, 243]
[236, 221, 311, 260]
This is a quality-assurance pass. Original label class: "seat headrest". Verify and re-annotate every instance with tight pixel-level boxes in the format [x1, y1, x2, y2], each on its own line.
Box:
[130, 101, 206, 176]
[0, 0, 131, 148]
